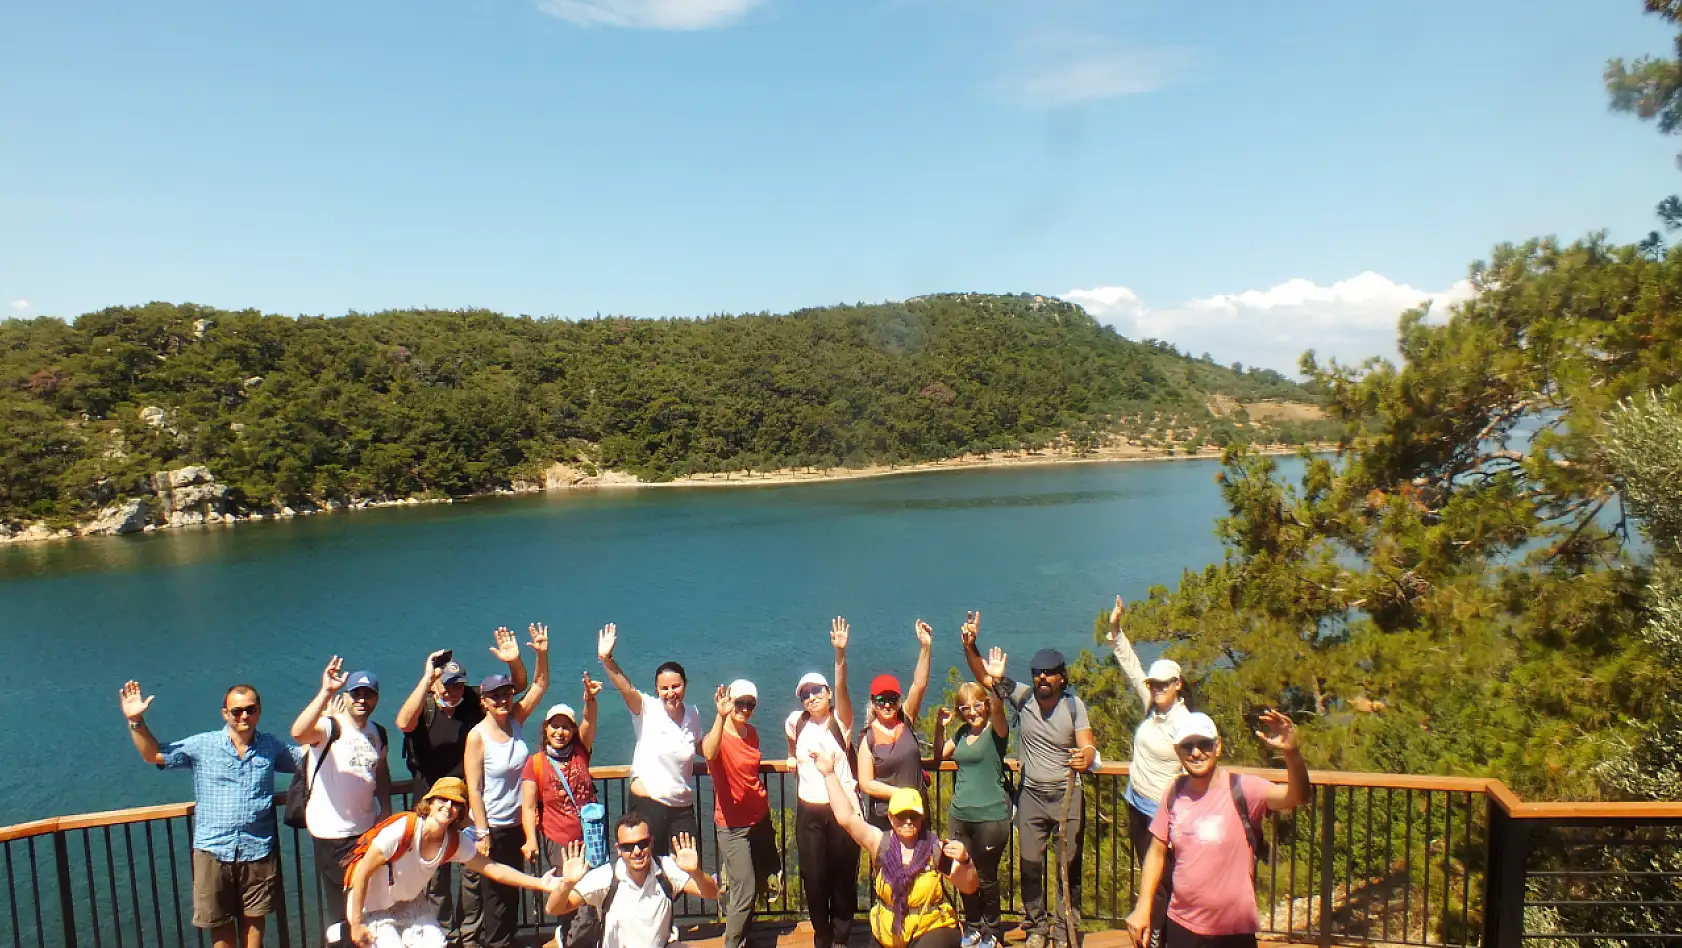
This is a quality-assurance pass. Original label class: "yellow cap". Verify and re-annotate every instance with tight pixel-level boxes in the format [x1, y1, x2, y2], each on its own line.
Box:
[887, 787, 925, 817]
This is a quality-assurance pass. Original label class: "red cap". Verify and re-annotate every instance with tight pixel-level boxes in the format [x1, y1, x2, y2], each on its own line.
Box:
[870, 673, 903, 697]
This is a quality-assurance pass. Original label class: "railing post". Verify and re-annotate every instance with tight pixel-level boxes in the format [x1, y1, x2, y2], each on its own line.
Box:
[1317, 786, 1336, 948]
[1481, 799, 1530, 948]
[52, 831, 78, 948]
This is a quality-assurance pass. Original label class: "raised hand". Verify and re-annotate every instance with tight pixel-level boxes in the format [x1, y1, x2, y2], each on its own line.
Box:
[489, 627, 520, 664]
[119, 680, 154, 721]
[914, 619, 933, 649]
[596, 623, 618, 662]
[321, 656, 347, 693]
[672, 832, 701, 874]
[424, 649, 450, 683]
[527, 623, 549, 654]
[1108, 595, 1126, 642]
[983, 647, 1007, 682]
[558, 840, 590, 884]
[809, 748, 836, 776]
[960, 611, 980, 649]
[935, 706, 954, 729]
[830, 616, 849, 651]
[714, 684, 733, 718]
[1255, 709, 1299, 752]
[582, 671, 602, 702]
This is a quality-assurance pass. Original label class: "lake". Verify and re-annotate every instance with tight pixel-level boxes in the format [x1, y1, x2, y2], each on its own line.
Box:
[0, 456, 1297, 824]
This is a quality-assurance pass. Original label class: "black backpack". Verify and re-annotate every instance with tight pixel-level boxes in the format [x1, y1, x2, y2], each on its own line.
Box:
[283, 719, 388, 830]
[1166, 772, 1270, 868]
[563, 864, 676, 948]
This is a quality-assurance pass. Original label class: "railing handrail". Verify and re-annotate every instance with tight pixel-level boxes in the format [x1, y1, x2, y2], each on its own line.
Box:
[6, 762, 1678, 844]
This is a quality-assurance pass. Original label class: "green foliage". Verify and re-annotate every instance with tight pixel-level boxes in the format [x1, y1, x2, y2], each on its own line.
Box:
[0, 295, 1323, 524]
[1078, 236, 1682, 801]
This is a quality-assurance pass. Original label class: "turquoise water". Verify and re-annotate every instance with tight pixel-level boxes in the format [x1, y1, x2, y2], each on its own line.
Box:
[0, 458, 1294, 823]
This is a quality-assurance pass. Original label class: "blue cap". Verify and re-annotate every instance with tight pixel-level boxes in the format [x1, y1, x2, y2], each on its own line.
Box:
[345, 671, 379, 694]
[439, 662, 467, 686]
[1030, 649, 1067, 672]
[480, 673, 513, 693]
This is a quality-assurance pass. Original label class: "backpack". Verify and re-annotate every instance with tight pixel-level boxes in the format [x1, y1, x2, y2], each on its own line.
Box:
[339, 812, 460, 891]
[1166, 772, 1270, 869]
[798, 714, 859, 775]
[563, 863, 677, 948]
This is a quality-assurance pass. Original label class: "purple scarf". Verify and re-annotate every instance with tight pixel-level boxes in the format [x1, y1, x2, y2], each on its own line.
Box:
[876, 830, 937, 939]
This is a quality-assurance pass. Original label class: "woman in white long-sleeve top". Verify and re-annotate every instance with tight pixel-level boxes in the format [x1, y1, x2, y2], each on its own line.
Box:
[1107, 596, 1189, 948]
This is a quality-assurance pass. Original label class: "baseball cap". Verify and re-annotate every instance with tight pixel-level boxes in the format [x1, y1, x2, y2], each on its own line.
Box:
[345, 671, 379, 694]
[424, 776, 468, 805]
[1144, 659, 1182, 683]
[544, 703, 577, 724]
[729, 680, 758, 701]
[870, 673, 902, 697]
[480, 673, 513, 693]
[1175, 712, 1220, 744]
[795, 672, 829, 697]
[887, 787, 925, 816]
[1030, 648, 1067, 672]
[439, 662, 467, 686]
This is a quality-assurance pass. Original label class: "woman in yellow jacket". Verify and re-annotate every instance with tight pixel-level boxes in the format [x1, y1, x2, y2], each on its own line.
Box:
[811, 748, 978, 948]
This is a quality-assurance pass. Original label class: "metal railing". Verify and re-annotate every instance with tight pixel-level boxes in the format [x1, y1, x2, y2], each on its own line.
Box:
[4, 763, 1679, 948]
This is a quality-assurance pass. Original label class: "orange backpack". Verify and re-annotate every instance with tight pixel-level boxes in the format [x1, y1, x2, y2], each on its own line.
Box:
[340, 812, 461, 891]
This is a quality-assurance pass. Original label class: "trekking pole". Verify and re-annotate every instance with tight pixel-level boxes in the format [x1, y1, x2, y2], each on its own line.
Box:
[1057, 765, 1080, 946]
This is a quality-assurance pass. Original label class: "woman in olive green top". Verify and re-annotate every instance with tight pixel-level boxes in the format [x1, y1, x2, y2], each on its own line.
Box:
[933, 636, 1011, 947]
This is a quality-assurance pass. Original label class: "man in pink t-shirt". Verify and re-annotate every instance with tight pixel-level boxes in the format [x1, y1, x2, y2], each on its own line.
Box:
[1125, 710, 1309, 948]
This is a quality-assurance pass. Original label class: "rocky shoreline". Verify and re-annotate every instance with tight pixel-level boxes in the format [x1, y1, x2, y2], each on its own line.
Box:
[0, 443, 1327, 547]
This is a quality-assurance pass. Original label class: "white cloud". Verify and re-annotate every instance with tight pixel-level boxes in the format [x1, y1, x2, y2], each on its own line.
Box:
[535, 0, 761, 29]
[1063, 272, 1476, 376]
[1004, 48, 1186, 107]
[8, 299, 27, 311]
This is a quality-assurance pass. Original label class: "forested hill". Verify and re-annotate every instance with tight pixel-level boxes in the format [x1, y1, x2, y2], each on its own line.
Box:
[0, 293, 1326, 527]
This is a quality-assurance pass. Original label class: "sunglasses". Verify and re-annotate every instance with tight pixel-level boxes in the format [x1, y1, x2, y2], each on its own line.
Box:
[872, 693, 901, 706]
[1177, 738, 1216, 754]
[1031, 668, 1062, 679]
[485, 690, 515, 702]
[958, 702, 987, 714]
[225, 705, 259, 718]
[1148, 679, 1179, 690]
[617, 837, 652, 854]
[733, 699, 757, 711]
[798, 687, 827, 701]
[430, 798, 462, 810]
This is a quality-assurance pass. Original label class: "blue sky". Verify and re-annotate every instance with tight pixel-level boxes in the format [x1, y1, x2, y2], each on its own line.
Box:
[2, 0, 1678, 372]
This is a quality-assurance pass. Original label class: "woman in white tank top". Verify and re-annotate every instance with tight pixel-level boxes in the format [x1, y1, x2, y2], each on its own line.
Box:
[464, 624, 549, 948]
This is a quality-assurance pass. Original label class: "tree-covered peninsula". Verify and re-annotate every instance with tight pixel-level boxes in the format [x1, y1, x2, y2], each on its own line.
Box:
[0, 293, 1329, 536]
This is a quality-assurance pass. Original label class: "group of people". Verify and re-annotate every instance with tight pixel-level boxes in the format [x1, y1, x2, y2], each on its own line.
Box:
[117, 600, 1309, 948]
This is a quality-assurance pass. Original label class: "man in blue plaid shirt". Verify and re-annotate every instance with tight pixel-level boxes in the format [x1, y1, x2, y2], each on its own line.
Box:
[121, 679, 305, 948]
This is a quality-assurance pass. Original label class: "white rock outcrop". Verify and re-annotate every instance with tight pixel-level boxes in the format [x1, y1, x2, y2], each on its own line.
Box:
[148, 466, 231, 528]
[80, 499, 150, 536]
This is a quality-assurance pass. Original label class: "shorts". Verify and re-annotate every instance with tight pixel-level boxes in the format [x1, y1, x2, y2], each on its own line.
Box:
[191, 850, 278, 928]
[1161, 920, 1259, 948]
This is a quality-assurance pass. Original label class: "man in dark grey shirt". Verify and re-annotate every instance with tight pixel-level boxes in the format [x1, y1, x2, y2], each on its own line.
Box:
[965, 630, 1099, 948]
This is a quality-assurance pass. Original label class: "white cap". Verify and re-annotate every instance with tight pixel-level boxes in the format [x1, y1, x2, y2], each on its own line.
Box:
[1145, 659, 1182, 683]
[729, 679, 758, 701]
[795, 672, 828, 696]
[1175, 712, 1219, 744]
[543, 703, 578, 724]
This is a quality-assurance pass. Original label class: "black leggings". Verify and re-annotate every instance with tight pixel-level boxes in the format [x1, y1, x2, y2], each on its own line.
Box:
[796, 799, 860, 945]
[948, 816, 1010, 940]
[901, 926, 962, 948]
[477, 825, 525, 948]
[630, 794, 701, 858]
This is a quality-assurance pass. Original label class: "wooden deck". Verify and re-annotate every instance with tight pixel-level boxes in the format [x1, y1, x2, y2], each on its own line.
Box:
[675, 920, 1318, 947]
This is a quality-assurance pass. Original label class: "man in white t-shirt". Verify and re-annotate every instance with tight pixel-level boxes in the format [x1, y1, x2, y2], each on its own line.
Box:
[292, 658, 393, 944]
[344, 778, 559, 948]
[545, 811, 719, 948]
